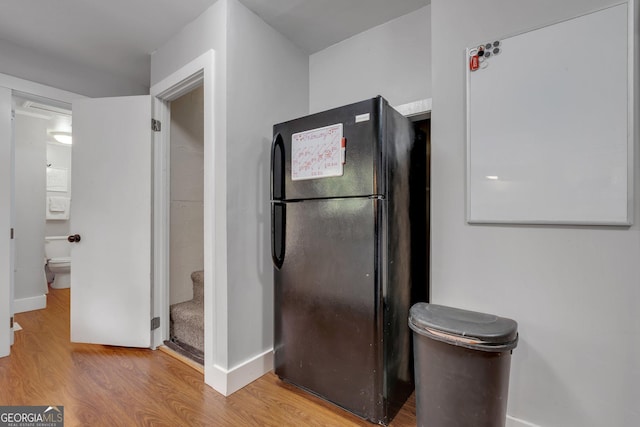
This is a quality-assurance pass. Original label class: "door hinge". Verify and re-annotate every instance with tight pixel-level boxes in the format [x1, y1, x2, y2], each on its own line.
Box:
[151, 119, 161, 132]
[10, 316, 14, 329]
[151, 317, 160, 331]
[10, 228, 14, 239]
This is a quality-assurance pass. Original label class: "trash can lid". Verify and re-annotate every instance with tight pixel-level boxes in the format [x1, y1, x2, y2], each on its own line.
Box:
[409, 303, 518, 352]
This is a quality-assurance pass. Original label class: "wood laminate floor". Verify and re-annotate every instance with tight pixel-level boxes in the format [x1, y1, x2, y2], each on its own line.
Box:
[0, 288, 416, 426]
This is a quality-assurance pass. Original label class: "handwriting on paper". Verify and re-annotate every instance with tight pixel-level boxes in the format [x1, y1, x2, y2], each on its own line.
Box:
[291, 123, 344, 181]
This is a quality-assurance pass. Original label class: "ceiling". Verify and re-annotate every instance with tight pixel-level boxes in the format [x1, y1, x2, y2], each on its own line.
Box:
[0, 0, 429, 90]
[239, 0, 429, 53]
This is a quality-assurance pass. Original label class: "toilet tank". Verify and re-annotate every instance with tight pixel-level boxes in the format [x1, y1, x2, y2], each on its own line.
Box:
[45, 236, 71, 259]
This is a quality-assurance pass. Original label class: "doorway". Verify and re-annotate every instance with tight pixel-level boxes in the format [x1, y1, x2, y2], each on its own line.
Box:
[150, 50, 219, 391]
[12, 96, 72, 314]
[0, 62, 216, 370]
[164, 85, 205, 364]
[394, 99, 431, 301]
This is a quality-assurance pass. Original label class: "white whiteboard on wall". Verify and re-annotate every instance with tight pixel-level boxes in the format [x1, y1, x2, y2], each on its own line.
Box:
[466, 2, 634, 225]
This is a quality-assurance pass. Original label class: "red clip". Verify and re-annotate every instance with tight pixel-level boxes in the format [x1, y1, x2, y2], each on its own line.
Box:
[470, 55, 479, 71]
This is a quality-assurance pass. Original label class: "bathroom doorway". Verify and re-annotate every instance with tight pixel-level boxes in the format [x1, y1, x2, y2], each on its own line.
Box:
[164, 85, 205, 364]
[412, 117, 431, 303]
[12, 96, 72, 314]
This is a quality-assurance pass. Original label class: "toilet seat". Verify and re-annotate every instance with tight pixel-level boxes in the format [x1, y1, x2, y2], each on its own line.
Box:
[48, 257, 71, 267]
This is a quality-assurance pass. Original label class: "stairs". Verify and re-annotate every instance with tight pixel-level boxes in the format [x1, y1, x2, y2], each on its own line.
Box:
[169, 270, 204, 361]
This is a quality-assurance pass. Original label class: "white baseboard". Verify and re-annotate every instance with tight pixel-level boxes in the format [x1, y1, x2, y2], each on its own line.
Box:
[507, 415, 542, 427]
[14, 294, 46, 313]
[205, 349, 273, 396]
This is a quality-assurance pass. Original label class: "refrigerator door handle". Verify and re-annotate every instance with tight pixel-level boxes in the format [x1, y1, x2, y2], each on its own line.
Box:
[271, 133, 285, 200]
[271, 202, 286, 269]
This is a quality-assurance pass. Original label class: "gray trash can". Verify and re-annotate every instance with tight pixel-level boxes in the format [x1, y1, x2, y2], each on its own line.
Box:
[409, 303, 518, 427]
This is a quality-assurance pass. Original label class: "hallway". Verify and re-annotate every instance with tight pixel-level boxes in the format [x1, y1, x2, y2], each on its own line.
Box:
[0, 288, 416, 426]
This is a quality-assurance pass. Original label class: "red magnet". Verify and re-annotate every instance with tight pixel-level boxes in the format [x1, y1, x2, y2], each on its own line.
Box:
[470, 55, 479, 71]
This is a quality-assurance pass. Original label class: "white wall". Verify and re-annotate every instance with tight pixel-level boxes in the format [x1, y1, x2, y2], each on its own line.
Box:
[14, 113, 47, 305]
[150, 1, 227, 89]
[0, 39, 147, 97]
[226, 0, 308, 367]
[170, 86, 204, 305]
[309, 5, 431, 113]
[151, 0, 308, 393]
[431, 1, 640, 426]
[45, 143, 72, 237]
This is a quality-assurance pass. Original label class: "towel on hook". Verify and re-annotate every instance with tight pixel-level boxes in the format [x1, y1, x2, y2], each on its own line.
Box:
[48, 197, 68, 212]
[47, 197, 70, 220]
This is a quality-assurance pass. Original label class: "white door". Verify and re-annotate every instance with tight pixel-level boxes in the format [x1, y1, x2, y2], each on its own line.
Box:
[70, 96, 153, 348]
[0, 87, 12, 357]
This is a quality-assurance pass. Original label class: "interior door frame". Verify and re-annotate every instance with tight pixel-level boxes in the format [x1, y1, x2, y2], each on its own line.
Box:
[9, 95, 14, 347]
[0, 74, 84, 358]
[0, 87, 12, 357]
[149, 51, 222, 386]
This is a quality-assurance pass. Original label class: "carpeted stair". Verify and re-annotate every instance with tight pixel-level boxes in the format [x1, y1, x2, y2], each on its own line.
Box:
[169, 270, 204, 362]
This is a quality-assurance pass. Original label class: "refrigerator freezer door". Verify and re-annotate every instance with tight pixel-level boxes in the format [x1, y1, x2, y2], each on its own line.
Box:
[272, 97, 384, 201]
[274, 197, 385, 422]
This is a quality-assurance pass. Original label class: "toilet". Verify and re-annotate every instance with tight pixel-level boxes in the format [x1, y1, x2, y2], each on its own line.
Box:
[45, 236, 72, 289]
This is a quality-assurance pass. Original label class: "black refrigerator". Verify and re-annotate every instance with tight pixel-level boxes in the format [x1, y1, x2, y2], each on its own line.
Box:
[271, 96, 426, 425]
